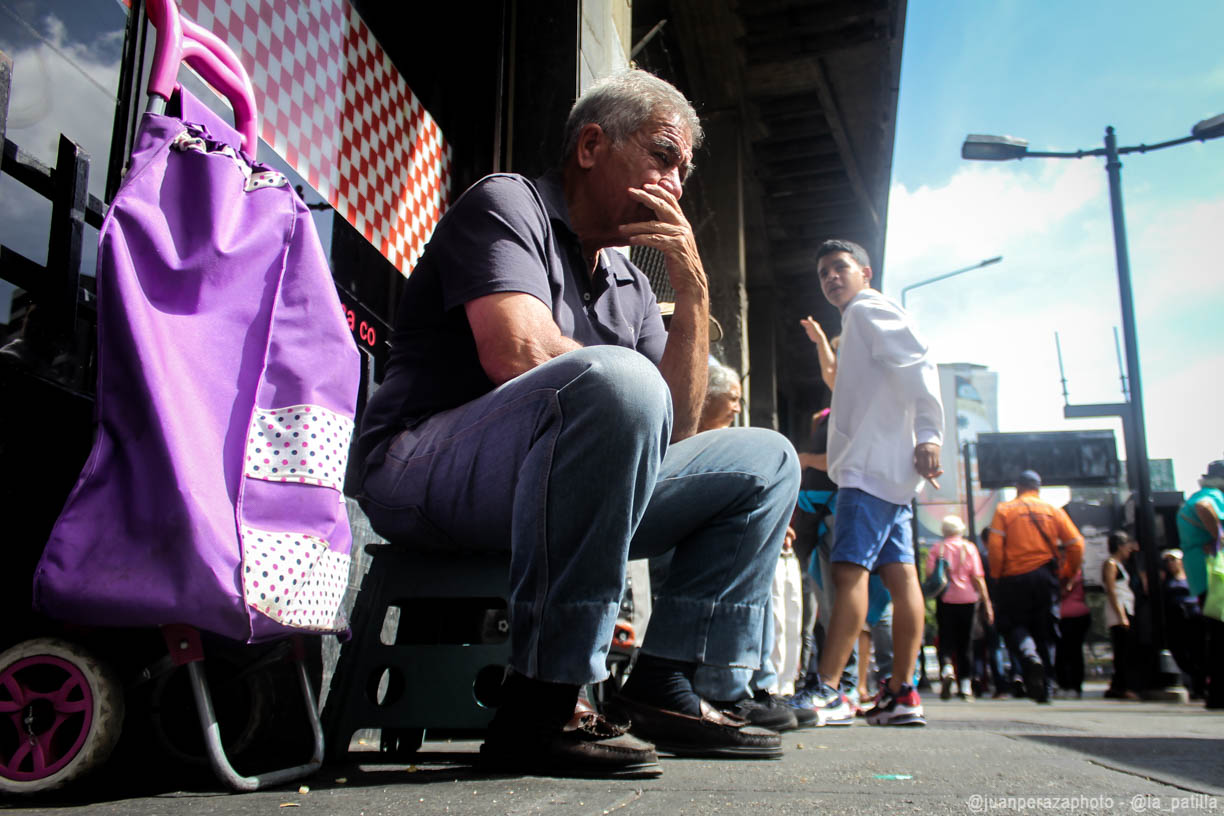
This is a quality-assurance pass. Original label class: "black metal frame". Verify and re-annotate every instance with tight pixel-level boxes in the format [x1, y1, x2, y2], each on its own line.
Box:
[0, 50, 102, 393]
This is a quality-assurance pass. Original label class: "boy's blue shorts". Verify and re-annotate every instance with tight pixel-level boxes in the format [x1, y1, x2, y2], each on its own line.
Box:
[831, 486, 914, 570]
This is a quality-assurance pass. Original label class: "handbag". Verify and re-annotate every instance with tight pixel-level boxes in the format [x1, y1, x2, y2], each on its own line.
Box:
[922, 540, 951, 599]
[1204, 546, 1224, 622]
[32, 90, 360, 643]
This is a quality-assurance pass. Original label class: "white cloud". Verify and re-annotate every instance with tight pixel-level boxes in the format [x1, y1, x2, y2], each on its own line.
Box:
[1128, 196, 1224, 315]
[884, 159, 1224, 492]
[6, 14, 124, 200]
[884, 161, 1105, 286]
[1143, 353, 1224, 495]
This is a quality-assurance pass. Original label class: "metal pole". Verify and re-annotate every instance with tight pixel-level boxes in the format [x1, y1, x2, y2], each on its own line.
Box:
[1112, 326, 1129, 401]
[1103, 126, 1163, 652]
[1055, 331, 1070, 406]
[963, 442, 976, 538]
[900, 256, 1002, 309]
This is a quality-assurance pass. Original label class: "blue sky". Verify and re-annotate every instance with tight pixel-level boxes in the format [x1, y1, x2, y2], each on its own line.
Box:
[883, 0, 1224, 495]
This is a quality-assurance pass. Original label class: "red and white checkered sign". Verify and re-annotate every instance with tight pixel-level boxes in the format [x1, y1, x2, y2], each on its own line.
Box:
[178, 0, 452, 275]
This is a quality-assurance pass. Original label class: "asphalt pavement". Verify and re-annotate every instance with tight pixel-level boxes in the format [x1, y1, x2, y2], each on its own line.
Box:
[4, 684, 1222, 816]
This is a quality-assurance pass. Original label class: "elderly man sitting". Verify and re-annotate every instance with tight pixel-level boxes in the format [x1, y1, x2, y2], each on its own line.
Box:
[355, 69, 799, 776]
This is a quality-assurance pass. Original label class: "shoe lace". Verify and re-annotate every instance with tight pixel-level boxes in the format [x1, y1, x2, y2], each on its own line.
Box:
[574, 712, 629, 740]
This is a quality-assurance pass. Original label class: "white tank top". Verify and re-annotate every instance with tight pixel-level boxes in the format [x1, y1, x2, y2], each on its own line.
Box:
[1104, 558, 1135, 628]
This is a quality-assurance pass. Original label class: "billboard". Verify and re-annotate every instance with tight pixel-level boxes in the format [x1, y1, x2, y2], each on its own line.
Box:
[976, 430, 1120, 489]
[916, 365, 1000, 543]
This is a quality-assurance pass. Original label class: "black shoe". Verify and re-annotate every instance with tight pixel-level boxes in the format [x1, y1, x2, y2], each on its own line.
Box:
[715, 690, 800, 732]
[1023, 660, 1048, 703]
[790, 705, 818, 728]
[609, 695, 783, 759]
[480, 703, 661, 778]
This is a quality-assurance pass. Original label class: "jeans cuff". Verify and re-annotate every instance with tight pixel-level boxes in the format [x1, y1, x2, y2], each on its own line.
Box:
[510, 599, 620, 686]
[643, 596, 766, 668]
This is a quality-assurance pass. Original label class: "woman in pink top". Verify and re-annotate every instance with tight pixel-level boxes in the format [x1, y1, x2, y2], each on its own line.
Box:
[927, 516, 994, 700]
[1055, 565, 1091, 698]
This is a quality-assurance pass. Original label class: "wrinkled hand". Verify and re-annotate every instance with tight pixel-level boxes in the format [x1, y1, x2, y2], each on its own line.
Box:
[800, 316, 827, 345]
[914, 442, 943, 489]
[619, 184, 706, 298]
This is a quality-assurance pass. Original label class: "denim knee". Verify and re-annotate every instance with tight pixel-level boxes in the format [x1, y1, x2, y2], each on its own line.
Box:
[738, 427, 801, 501]
[554, 346, 672, 437]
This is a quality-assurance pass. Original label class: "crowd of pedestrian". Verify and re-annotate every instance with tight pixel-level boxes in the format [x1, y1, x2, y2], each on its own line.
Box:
[746, 457, 1224, 712]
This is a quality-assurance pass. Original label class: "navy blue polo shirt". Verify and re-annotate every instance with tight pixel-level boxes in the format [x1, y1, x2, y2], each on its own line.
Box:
[358, 171, 667, 463]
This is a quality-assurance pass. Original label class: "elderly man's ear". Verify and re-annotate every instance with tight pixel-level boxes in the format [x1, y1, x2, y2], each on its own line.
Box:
[575, 123, 607, 170]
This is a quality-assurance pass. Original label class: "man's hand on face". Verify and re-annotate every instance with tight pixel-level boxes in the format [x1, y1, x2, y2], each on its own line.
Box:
[619, 183, 706, 300]
[914, 441, 943, 489]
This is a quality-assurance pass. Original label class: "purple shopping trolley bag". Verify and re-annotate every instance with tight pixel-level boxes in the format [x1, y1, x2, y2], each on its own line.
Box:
[33, 90, 360, 643]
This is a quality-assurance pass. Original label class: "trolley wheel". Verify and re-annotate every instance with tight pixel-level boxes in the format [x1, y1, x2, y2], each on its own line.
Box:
[0, 638, 124, 794]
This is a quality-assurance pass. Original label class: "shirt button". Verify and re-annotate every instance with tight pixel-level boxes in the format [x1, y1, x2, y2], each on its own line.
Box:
[583, 292, 591, 302]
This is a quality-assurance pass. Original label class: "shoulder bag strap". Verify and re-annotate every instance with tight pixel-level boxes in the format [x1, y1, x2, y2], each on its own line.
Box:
[1024, 499, 1061, 570]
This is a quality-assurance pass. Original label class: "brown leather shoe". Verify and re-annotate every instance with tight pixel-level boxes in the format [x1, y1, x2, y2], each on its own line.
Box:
[480, 707, 662, 778]
[609, 696, 783, 759]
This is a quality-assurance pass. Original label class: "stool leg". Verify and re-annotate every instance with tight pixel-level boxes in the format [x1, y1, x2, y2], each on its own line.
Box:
[321, 554, 388, 760]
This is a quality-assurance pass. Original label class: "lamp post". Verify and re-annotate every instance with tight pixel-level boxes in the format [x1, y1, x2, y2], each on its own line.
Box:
[961, 114, 1224, 659]
[899, 255, 1003, 310]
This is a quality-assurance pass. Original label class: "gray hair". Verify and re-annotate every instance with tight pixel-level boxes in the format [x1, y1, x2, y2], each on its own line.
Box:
[1200, 475, 1224, 490]
[941, 515, 966, 537]
[705, 360, 740, 402]
[561, 69, 703, 163]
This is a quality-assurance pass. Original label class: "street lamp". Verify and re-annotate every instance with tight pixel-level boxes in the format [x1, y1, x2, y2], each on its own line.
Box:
[961, 114, 1224, 658]
[899, 255, 1003, 309]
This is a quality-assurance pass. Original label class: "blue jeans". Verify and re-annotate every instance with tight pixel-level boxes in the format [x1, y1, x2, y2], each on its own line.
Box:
[871, 601, 895, 681]
[693, 596, 779, 701]
[360, 346, 800, 686]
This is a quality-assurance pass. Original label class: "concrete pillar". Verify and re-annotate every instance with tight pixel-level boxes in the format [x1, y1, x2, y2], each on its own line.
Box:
[506, 1, 580, 177]
[747, 282, 778, 430]
[697, 114, 750, 420]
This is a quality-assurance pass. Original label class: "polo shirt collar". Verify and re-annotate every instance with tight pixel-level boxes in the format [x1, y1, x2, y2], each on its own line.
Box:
[536, 170, 573, 233]
[536, 170, 635, 284]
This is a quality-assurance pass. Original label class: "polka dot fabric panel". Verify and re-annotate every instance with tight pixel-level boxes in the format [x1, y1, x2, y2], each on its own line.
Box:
[242, 526, 351, 630]
[244, 403, 353, 490]
[170, 127, 290, 193]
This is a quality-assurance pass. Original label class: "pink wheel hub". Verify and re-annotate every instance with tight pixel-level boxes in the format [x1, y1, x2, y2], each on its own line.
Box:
[0, 655, 94, 782]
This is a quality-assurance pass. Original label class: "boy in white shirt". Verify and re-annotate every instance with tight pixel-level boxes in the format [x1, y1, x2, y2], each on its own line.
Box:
[802, 239, 944, 726]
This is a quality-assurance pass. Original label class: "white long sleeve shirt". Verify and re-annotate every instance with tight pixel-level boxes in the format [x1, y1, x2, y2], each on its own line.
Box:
[828, 289, 944, 506]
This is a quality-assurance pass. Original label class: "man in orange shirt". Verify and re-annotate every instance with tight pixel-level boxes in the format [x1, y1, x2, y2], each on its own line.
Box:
[986, 470, 1083, 703]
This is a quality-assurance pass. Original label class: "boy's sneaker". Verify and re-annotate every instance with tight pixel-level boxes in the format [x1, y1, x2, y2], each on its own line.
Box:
[865, 682, 926, 726]
[790, 683, 854, 727]
[844, 687, 863, 716]
[716, 690, 800, 732]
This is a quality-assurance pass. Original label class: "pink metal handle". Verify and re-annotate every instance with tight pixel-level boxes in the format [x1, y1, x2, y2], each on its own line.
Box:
[145, 0, 183, 102]
[145, 0, 260, 153]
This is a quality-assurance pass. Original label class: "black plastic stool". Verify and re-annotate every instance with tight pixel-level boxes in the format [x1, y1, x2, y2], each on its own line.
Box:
[321, 545, 511, 760]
